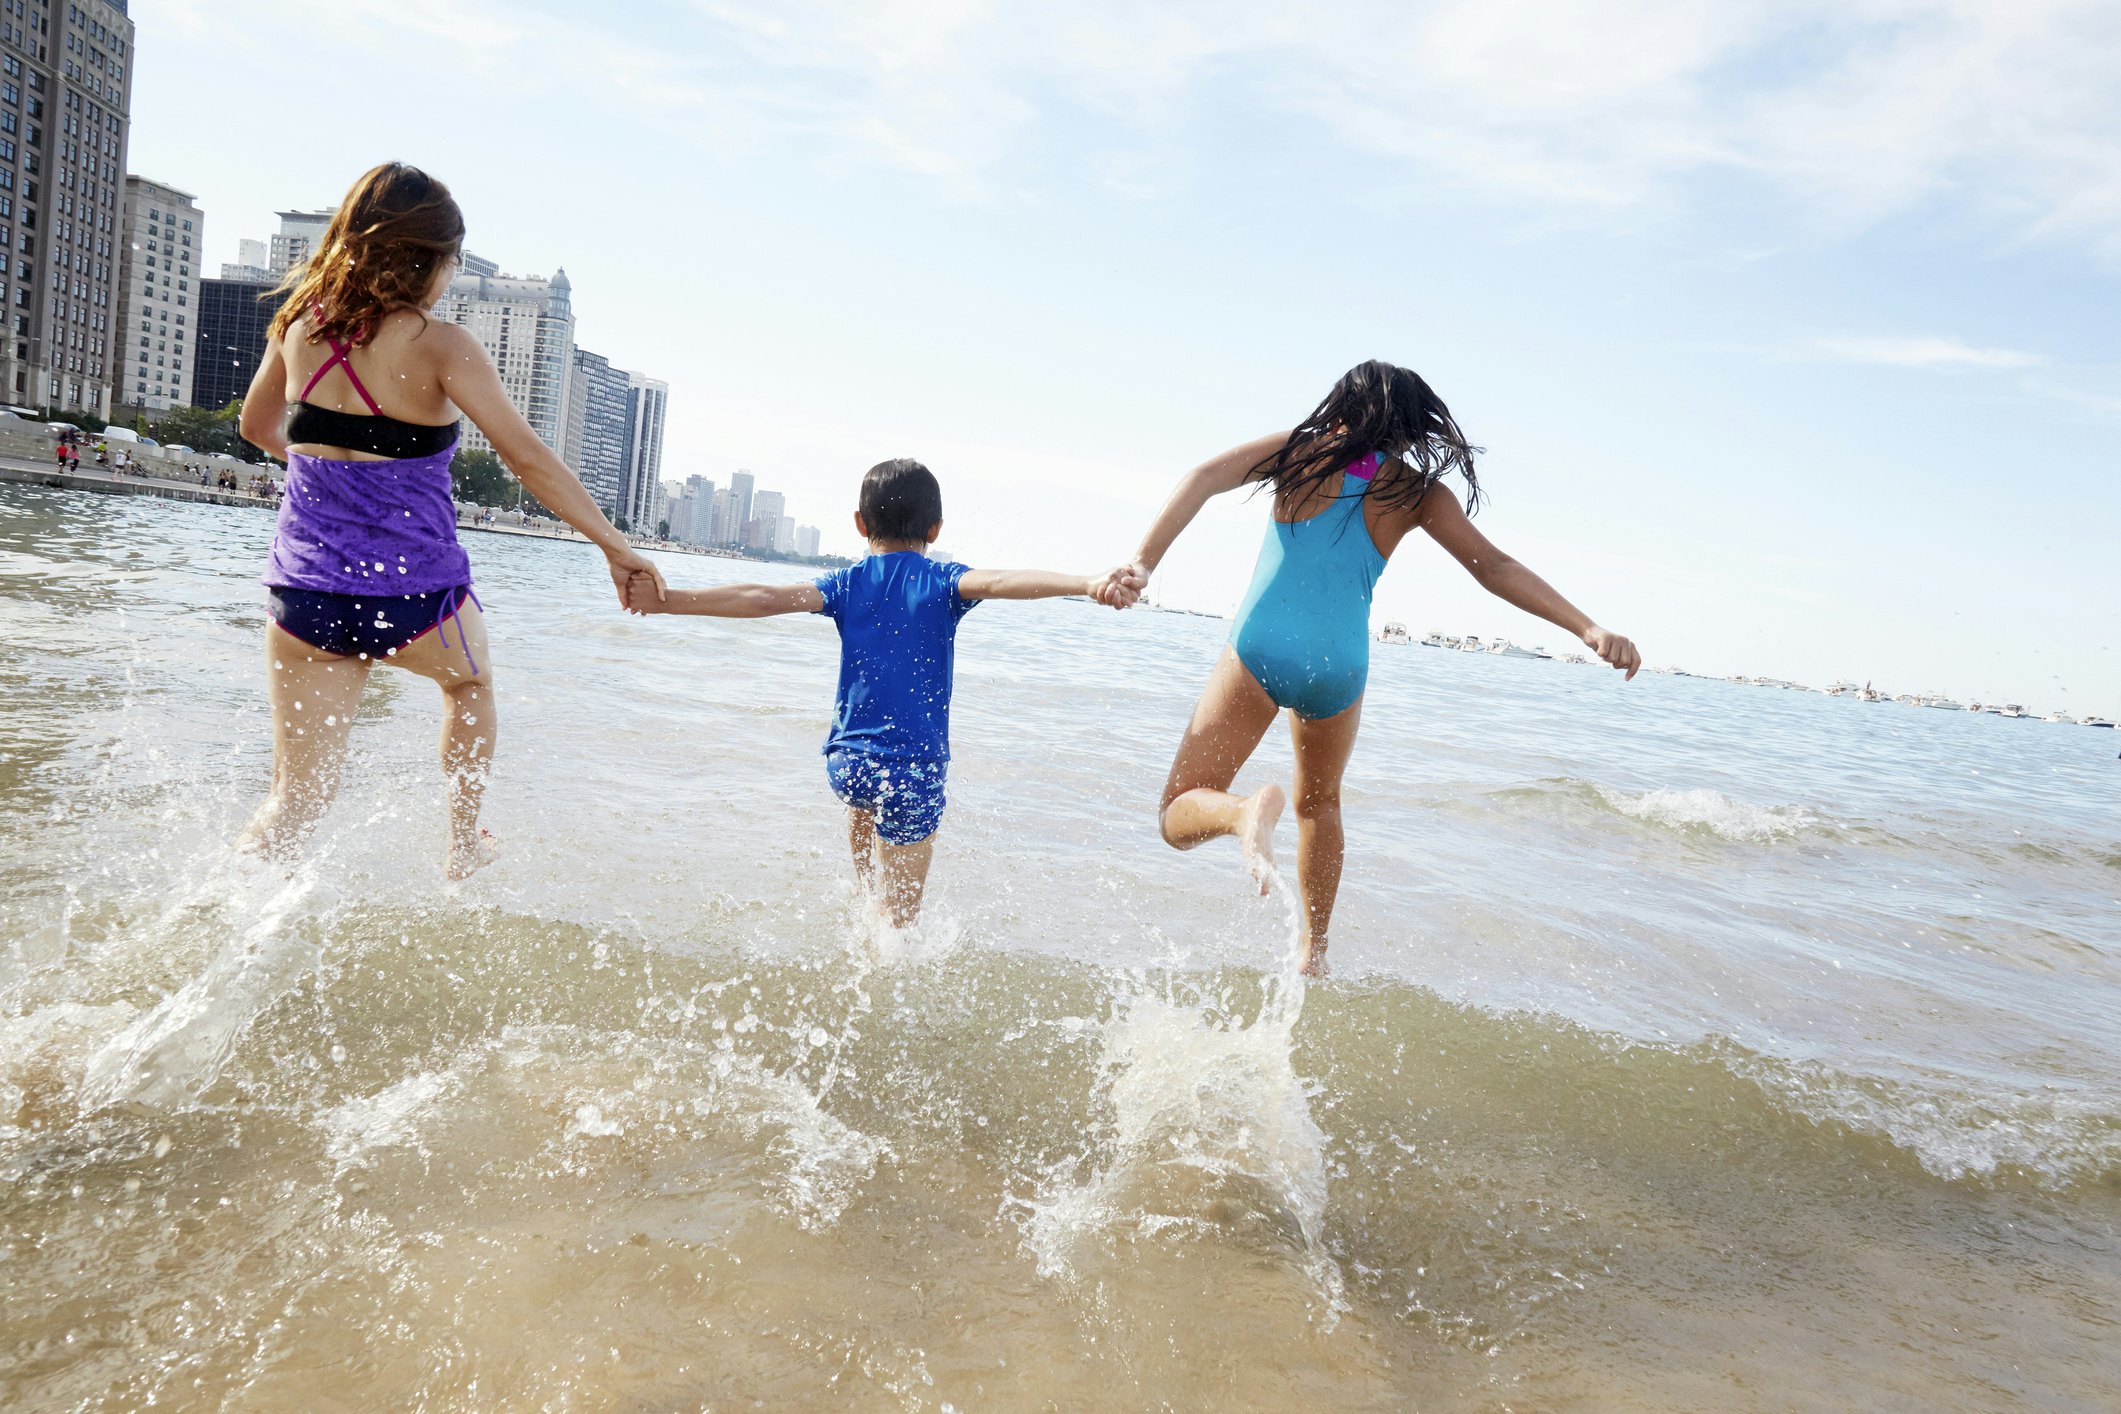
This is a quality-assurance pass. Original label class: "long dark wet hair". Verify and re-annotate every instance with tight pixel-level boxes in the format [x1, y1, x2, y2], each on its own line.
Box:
[1251, 360, 1483, 515]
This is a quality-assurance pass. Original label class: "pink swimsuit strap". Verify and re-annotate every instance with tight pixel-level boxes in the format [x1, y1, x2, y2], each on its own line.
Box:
[297, 311, 386, 416]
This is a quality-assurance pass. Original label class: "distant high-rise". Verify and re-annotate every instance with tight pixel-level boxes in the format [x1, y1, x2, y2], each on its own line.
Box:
[269, 209, 334, 276]
[681, 474, 715, 546]
[796, 525, 821, 558]
[115, 177, 202, 414]
[772, 514, 796, 554]
[727, 471, 755, 544]
[0, 1, 137, 416]
[433, 265, 575, 456]
[191, 277, 288, 413]
[750, 488, 782, 547]
[620, 372, 667, 533]
[563, 346, 633, 519]
[219, 238, 270, 282]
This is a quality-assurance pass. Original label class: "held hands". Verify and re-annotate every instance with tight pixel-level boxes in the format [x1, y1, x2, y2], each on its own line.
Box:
[623, 570, 668, 615]
[1090, 563, 1149, 610]
[1582, 625, 1642, 680]
[606, 547, 668, 615]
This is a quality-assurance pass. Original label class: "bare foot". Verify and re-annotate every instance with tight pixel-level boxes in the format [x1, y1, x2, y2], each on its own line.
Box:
[1299, 941, 1330, 979]
[446, 829, 499, 881]
[1237, 784, 1286, 896]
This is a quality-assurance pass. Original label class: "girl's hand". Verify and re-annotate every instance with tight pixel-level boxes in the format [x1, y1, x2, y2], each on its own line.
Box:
[1582, 625, 1641, 680]
[1091, 563, 1147, 609]
[606, 546, 667, 612]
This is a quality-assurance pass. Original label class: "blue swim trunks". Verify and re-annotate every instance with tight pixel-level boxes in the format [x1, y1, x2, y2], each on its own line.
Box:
[826, 750, 947, 845]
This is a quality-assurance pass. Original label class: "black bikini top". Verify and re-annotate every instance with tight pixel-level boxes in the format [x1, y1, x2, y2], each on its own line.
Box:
[284, 324, 459, 460]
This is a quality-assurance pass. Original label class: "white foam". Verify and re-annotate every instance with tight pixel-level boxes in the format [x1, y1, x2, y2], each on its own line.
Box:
[320, 1068, 458, 1167]
[1020, 867, 1345, 1315]
[1599, 785, 1820, 843]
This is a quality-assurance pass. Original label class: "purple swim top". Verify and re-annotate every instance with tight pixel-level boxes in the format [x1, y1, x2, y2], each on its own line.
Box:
[262, 329, 471, 596]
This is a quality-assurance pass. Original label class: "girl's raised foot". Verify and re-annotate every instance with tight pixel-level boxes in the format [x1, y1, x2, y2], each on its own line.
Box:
[1238, 783, 1286, 895]
[446, 828, 499, 881]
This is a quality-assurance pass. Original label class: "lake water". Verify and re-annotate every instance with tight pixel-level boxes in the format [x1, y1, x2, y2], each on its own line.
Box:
[2, 481, 2116, 1411]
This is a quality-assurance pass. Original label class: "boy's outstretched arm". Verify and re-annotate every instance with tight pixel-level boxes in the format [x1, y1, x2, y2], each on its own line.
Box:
[1417, 487, 1641, 678]
[627, 575, 823, 617]
[958, 568, 1128, 606]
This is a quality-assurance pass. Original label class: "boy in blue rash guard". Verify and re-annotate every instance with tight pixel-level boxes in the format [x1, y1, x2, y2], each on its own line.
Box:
[628, 459, 1142, 924]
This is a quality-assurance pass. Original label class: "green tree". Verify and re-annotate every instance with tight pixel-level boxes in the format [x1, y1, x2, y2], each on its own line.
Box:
[450, 448, 515, 507]
[149, 401, 248, 458]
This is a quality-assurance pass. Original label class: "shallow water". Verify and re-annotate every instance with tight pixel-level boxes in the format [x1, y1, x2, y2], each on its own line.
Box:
[2, 482, 2116, 1411]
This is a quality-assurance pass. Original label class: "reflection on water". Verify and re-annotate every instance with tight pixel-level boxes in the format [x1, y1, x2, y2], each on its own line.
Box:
[2, 483, 2117, 1411]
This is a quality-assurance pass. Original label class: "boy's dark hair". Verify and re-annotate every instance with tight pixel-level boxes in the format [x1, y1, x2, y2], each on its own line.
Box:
[860, 458, 943, 541]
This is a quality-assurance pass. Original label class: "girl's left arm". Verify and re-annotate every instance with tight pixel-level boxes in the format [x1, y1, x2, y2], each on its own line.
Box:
[1420, 487, 1641, 678]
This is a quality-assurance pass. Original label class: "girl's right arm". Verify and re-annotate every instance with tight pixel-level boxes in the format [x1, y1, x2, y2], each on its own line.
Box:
[630, 581, 824, 617]
[237, 340, 292, 462]
[1126, 431, 1289, 577]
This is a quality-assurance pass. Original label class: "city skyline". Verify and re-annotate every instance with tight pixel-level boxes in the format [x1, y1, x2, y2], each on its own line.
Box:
[118, 3, 2121, 712]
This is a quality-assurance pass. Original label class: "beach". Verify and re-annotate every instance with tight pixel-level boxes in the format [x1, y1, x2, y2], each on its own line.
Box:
[2, 481, 2116, 1411]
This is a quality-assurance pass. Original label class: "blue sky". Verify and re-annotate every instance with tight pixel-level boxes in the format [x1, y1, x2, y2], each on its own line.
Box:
[138, 1, 2120, 712]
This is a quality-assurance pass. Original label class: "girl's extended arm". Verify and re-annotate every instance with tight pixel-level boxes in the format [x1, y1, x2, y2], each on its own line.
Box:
[957, 568, 1096, 601]
[432, 323, 667, 610]
[632, 581, 824, 617]
[1127, 431, 1290, 576]
[1420, 488, 1641, 678]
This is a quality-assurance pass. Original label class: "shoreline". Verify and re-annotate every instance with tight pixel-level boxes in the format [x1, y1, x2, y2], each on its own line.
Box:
[0, 457, 831, 564]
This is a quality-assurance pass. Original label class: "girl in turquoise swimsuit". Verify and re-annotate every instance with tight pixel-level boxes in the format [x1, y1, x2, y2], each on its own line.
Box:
[1126, 361, 1643, 976]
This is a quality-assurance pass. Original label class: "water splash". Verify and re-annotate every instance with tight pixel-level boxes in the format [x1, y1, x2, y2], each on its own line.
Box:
[1020, 863, 1345, 1318]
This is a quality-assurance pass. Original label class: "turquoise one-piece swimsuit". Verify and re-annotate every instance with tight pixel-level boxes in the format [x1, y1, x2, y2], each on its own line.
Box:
[1228, 452, 1389, 720]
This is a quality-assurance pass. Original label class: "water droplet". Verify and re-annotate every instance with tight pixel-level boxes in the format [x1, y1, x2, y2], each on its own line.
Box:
[807, 1027, 829, 1047]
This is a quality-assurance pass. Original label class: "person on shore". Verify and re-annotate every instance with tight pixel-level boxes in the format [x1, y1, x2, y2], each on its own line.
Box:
[237, 162, 665, 879]
[1121, 360, 1641, 976]
[625, 458, 1140, 924]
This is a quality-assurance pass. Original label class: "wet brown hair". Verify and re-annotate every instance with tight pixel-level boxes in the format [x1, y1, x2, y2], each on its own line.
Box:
[268, 163, 466, 347]
[1251, 359, 1483, 515]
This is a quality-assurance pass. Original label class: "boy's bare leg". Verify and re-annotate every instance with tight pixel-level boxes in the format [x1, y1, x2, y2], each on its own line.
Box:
[875, 836, 935, 927]
[1159, 648, 1285, 892]
[847, 808, 880, 897]
[1288, 697, 1363, 978]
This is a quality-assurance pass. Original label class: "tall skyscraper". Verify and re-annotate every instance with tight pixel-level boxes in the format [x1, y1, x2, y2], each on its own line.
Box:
[432, 265, 575, 456]
[619, 371, 667, 534]
[742, 489, 784, 551]
[563, 346, 632, 519]
[0, 1, 136, 417]
[710, 486, 734, 546]
[796, 525, 821, 558]
[772, 515, 796, 554]
[269, 208, 333, 276]
[727, 470, 755, 545]
[191, 276, 287, 414]
[680, 474, 715, 545]
[114, 176, 200, 414]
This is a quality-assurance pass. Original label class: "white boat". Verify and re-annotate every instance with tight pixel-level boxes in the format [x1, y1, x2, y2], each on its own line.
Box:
[1562, 653, 1591, 665]
[1458, 636, 1484, 652]
[1419, 631, 1456, 649]
[2043, 711, 2077, 724]
[1924, 697, 1963, 710]
[1377, 622, 1410, 645]
[1965, 702, 1985, 712]
[1487, 639, 1541, 659]
[1893, 693, 1922, 706]
[2082, 717, 2116, 729]
[1995, 704, 2030, 719]
[1827, 680, 1858, 697]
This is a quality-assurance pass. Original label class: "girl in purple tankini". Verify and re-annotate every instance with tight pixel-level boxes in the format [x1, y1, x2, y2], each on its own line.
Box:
[237, 163, 664, 879]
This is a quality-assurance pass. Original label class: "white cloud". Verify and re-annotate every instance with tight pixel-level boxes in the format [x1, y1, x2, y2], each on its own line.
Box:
[155, 0, 2121, 252]
[1811, 336, 2047, 369]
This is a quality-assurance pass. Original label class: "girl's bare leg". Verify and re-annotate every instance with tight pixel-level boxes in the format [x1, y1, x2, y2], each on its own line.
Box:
[1288, 697, 1364, 977]
[1159, 647, 1286, 890]
[240, 625, 371, 859]
[385, 598, 497, 880]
